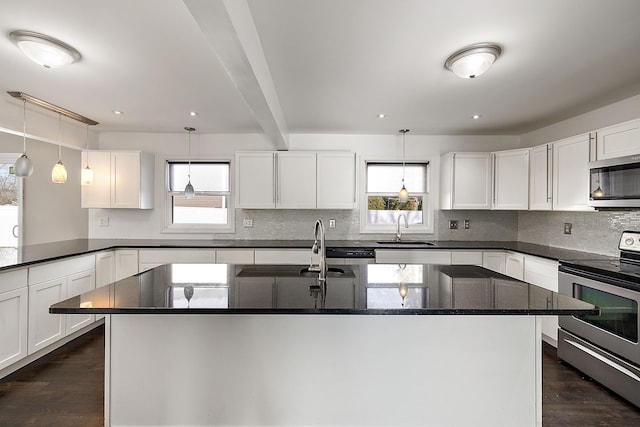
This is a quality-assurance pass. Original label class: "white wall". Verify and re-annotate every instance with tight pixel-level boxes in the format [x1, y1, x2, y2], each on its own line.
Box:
[90, 132, 520, 240]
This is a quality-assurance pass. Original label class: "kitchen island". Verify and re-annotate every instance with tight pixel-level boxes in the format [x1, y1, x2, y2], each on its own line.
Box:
[51, 263, 596, 427]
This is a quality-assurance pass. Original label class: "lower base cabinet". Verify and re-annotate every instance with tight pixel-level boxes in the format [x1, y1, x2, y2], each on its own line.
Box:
[0, 269, 28, 371]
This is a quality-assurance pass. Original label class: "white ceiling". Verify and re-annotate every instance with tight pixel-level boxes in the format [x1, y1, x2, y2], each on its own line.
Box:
[2, 0, 640, 144]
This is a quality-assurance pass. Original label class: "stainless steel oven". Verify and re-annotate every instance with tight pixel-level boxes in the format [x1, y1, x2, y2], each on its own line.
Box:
[558, 231, 640, 407]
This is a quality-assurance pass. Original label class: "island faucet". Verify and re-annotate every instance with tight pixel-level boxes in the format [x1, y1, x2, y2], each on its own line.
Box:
[396, 213, 408, 242]
[309, 219, 327, 285]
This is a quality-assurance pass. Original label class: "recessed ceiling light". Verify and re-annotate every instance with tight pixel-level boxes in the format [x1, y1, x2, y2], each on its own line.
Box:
[189, 111, 198, 116]
[472, 114, 482, 120]
[377, 113, 386, 119]
[112, 110, 123, 115]
[9, 30, 81, 68]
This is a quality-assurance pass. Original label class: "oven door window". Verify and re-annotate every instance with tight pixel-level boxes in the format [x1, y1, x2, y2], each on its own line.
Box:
[590, 162, 640, 200]
[574, 284, 638, 343]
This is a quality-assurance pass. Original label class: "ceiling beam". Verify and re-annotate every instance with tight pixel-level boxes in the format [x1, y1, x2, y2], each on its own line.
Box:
[184, 0, 289, 150]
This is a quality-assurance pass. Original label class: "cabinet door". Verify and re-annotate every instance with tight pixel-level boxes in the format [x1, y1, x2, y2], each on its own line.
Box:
[28, 278, 67, 354]
[453, 153, 492, 209]
[505, 252, 525, 281]
[317, 152, 356, 209]
[81, 151, 111, 208]
[96, 251, 115, 288]
[277, 152, 317, 208]
[493, 278, 528, 309]
[115, 249, 139, 281]
[234, 278, 274, 308]
[66, 270, 96, 335]
[529, 144, 553, 210]
[236, 152, 276, 208]
[0, 287, 28, 370]
[111, 151, 142, 208]
[596, 120, 640, 160]
[493, 149, 529, 210]
[482, 251, 505, 274]
[553, 134, 593, 211]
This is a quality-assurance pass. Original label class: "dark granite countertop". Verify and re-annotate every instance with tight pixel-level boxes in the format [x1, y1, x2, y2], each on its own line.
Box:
[50, 263, 597, 316]
[0, 238, 612, 272]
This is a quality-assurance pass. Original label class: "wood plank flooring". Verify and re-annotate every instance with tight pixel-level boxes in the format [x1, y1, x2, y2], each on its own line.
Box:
[1, 325, 639, 426]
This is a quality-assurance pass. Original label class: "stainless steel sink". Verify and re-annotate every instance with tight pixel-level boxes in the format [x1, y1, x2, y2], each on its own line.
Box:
[299, 267, 346, 277]
[376, 240, 436, 245]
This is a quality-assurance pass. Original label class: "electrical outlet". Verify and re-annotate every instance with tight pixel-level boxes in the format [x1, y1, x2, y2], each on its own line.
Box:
[448, 220, 458, 230]
[464, 219, 470, 229]
[99, 217, 109, 227]
[243, 218, 253, 228]
[329, 219, 336, 228]
[564, 222, 572, 234]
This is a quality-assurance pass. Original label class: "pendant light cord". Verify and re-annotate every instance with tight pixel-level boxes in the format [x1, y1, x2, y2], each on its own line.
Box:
[22, 99, 26, 154]
[400, 129, 409, 184]
[58, 114, 62, 161]
[85, 124, 90, 167]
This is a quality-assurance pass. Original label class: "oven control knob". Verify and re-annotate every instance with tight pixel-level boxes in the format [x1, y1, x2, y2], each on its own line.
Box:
[625, 237, 635, 246]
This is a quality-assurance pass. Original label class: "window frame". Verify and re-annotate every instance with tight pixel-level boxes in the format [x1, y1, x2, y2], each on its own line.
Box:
[359, 158, 434, 234]
[163, 158, 235, 234]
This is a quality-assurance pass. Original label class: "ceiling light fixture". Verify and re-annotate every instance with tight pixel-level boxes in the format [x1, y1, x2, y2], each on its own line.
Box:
[472, 114, 482, 120]
[81, 124, 93, 185]
[184, 127, 196, 199]
[189, 111, 198, 117]
[9, 30, 81, 69]
[14, 99, 33, 178]
[52, 114, 68, 184]
[377, 113, 386, 119]
[399, 129, 410, 202]
[445, 43, 502, 79]
[113, 110, 124, 115]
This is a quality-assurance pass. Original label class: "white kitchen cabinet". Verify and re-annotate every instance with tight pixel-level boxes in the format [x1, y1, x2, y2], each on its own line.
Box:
[492, 148, 529, 210]
[524, 255, 560, 346]
[138, 249, 216, 272]
[28, 255, 96, 355]
[317, 152, 356, 209]
[115, 249, 139, 281]
[482, 251, 505, 274]
[504, 251, 525, 281]
[438, 274, 492, 309]
[236, 151, 355, 209]
[81, 150, 154, 209]
[552, 134, 594, 211]
[493, 278, 529, 309]
[254, 249, 314, 265]
[234, 278, 274, 308]
[96, 251, 115, 288]
[375, 250, 452, 264]
[529, 144, 553, 210]
[440, 152, 492, 210]
[594, 119, 640, 160]
[0, 269, 28, 371]
[451, 251, 483, 265]
[65, 269, 96, 335]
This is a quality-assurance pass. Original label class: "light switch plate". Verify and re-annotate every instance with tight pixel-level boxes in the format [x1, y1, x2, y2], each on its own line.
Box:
[243, 218, 253, 227]
[449, 220, 458, 230]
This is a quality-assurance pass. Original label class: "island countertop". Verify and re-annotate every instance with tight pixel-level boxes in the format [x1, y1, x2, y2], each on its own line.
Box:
[50, 263, 597, 316]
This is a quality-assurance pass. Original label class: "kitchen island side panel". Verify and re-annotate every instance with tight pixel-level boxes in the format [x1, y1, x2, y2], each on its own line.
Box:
[107, 314, 540, 427]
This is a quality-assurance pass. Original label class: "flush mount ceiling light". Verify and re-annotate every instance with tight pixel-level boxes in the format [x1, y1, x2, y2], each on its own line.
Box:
[445, 43, 502, 79]
[9, 30, 81, 69]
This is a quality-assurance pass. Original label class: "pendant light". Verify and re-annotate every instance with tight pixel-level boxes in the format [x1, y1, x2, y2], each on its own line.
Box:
[184, 127, 195, 199]
[399, 129, 410, 202]
[14, 99, 34, 177]
[81, 124, 93, 185]
[51, 114, 68, 184]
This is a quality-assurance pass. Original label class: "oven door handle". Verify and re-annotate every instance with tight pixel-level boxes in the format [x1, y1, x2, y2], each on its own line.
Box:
[564, 339, 640, 382]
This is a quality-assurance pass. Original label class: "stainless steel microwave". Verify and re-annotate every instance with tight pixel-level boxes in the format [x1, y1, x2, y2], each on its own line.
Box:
[589, 154, 640, 208]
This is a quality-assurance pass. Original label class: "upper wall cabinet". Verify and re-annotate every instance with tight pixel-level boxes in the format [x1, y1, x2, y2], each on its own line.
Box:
[492, 149, 529, 210]
[440, 152, 492, 210]
[552, 134, 594, 211]
[236, 151, 356, 209]
[529, 144, 553, 210]
[81, 151, 154, 209]
[594, 119, 640, 160]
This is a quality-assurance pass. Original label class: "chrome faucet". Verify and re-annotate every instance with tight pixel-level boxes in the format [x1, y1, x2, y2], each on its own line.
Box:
[396, 213, 408, 242]
[309, 219, 327, 285]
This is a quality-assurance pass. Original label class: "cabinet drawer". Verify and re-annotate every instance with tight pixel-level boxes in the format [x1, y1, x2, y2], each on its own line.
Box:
[0, 268, 27, 294]
[216, 250, 255, 264]
[451, 251, 483, 265]
[28, 255, 95, 285]
[254, 249, 312, 265]
[375, 250, 452, 264]
[138, 249, 216, 264]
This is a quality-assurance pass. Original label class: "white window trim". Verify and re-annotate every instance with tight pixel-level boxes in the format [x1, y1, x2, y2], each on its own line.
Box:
[162, 157, 236, 234]
[359, 158, 434, 235]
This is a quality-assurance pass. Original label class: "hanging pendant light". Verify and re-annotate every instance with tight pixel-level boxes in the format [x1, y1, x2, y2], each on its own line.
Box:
[81, 124, 93, 185]
[15, 99, 34, 177]
[51, 114, 68, 184]
[184, 127, 195, 199]
[399, 129, 410, 202]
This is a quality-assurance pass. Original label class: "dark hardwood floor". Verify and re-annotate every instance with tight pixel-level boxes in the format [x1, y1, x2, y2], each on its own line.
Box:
[1, 325, 639, 426]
